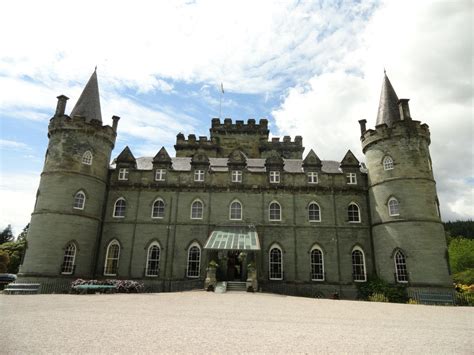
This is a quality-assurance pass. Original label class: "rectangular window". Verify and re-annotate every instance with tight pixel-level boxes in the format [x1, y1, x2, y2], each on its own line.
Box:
[269, 171, 280, 184]
[346, 173, 357, 185]
[194, 170, 205, 182]
[307, 172, 319, 184]
[118, 168, 129, 181]
[155, 169, 166, 181]
[231, 170, 242, 183]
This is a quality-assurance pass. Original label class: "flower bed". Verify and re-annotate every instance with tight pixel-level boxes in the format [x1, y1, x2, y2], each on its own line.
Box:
[70, 279, 144, 294]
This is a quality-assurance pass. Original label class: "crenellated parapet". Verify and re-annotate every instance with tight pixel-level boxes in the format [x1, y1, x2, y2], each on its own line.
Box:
[175, 133, 219, 157]
[210, 118, 269, 135]
[260, 135, 304, 159]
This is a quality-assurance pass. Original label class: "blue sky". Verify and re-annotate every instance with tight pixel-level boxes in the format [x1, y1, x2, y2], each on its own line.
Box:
[0, 0, 472, 235]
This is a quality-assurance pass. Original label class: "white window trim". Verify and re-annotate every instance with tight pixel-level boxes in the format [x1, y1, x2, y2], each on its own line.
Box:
[104, 240, 120, 277]
[231, 170, 242, 183]
[190, 199, 204, 220]
[269, 171, 280, 184]
[307, 172, 319, 184]
[151, 198, 165, 219]
[308, 201, 321, 222]
[352, 246, 367, 282]
[186, 242, 201, 278]
[394, 250, 409, 284]
[194, 170, 205, 182]
[310, 245, 325, 281]
[113, 197, 126, 218]
[229, 200, 243, 221]
[383, 156, 394, 171]
[348, 202, 361, 223]
[268, 201, 282, 221]
[82, 151, 93, 165]
[346, 173, 357, 185]
[388, 197, 400, 217]
[73, 191, 86, 210]
[145, 241, 161, 277]
[155, 169, 166, 181]
[118, 168, 129, 181]
[269, 244, 283, 280]
[61, 242, 77, 275]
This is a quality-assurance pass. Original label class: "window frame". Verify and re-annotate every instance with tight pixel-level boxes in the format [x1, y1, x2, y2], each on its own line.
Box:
[346, 172, 357, 185]
[351, 246, 367, 282]
[155, 168, 166, 182]
[145, 242, 161, 277]
[118, 168, 129, 181]
[151, 198, 165, 219]
[73, 191, 86, 210]
[194, 169, 205, 182]
[113, 198, 126, 218]
[104, 240, 120, 276]
[190, 199, 204, 220]
[269, 171, 280, 184]
[269, 201, 282, 221]
[82, 151, 93, 165]
[61, 242, 77, 275]
[229, 200, 243, 221]
[231, 170, 242, 183]
[310, 245, 324, 281]
[186, 243, 201, 278]
[347, 202, 361, 223]
[388, 197, 400, 217]
[383, 156, 394, 171]
[307, 172, 319, 184]
[394, 250, 408, 283]
[308, 202, 321, 222]
[269, 244, 283, 280]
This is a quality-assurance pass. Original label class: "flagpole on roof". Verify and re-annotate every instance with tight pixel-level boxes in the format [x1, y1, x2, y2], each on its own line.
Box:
[219, 82, 224, 118]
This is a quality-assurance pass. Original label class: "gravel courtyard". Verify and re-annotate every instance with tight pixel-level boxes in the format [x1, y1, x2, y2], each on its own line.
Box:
[1, 291, 472, 354]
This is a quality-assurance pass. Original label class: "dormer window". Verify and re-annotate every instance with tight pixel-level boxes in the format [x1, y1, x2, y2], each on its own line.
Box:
[231, 170, 242, 183]
[155, 169, 166, 181]
[269, 171, 280, 184]
[118, 168, 129, 181]
[307, 172, 318, 184]
[346, 173, 357, 185]
[194, 170, 205, 182]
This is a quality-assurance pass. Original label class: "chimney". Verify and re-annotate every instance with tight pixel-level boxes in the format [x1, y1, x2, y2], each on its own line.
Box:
[358, 119, 367, 135]
[112, 115, 120, 132]
[55, 95, 69, 116]
[398, 99, 411, 120]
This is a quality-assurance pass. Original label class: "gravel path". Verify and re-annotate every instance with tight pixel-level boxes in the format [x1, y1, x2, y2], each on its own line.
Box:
[1, 291, 473, 354]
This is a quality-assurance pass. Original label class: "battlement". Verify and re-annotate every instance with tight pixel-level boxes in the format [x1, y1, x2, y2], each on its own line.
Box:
[210, 118, 269, 135]
[361, 119, 431, 152]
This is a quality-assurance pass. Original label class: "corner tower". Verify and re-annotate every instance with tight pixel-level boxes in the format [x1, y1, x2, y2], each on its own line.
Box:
[360, 73, 451, 289]
[19, 70, 119, 285]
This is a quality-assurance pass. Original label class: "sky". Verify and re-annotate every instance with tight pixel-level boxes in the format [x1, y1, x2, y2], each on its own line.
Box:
[0, 0, 472, 235]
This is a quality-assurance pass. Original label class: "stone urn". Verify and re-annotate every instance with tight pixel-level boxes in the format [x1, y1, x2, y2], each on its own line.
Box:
[204, 267, 217, 291]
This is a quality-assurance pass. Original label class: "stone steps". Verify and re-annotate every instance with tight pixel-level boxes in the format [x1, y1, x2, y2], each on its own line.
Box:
[3, 283, 41, 295]
[226, 281, 246, 292]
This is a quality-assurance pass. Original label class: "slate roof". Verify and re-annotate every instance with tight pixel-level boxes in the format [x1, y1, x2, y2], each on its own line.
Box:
[70, 69, 102, 122]
[376, 73, 401, 127]
[113, 157, 366, 174]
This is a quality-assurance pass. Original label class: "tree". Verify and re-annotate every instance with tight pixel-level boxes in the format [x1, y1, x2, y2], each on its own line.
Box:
[0, 225, 14, 244]
[448, 237, 474, 274]
[17, 223, 29, 242]
[0, 250, 10, 273]
[0, 240, 26, 274]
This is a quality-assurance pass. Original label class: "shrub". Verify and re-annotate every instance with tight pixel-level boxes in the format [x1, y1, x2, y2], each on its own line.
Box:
[70, 279, 144, 294]
[407, 298, 419, 305]
[453, 269, 474, 285]
[368, 293, 389, 302]
[357, 276, 408, 303]
[0, 251, 10, 273]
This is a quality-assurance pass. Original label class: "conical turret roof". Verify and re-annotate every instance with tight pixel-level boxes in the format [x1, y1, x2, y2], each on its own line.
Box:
[70, 69, 102, 122]
[376, 73, 400, 127]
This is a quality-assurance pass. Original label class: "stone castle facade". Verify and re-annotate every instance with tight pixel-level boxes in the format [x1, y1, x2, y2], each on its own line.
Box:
[19, 70, 452, 297]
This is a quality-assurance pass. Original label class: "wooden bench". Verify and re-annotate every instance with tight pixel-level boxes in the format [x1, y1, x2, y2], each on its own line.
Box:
[3, 283, 41, 295]
[72, 284, 117, 294]
[416, 291, 454, 305]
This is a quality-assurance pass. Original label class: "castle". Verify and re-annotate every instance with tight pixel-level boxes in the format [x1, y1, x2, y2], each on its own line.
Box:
[19, 70, 452, 298]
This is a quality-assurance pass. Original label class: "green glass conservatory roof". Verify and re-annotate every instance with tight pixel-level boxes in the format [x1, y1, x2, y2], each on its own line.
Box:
[204, 227, 260, 251]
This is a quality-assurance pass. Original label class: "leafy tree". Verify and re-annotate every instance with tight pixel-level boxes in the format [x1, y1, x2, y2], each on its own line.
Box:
[448, 237, 474, 274]
[0, 240, 26, 274]
[17, 223, 29, 242]
[0, 225, 14, 244]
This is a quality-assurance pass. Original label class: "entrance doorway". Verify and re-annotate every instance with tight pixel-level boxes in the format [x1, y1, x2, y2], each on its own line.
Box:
[226, 251, 243, 281]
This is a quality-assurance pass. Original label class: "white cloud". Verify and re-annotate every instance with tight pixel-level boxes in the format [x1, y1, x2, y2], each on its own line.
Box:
[0, 139, 29, 150]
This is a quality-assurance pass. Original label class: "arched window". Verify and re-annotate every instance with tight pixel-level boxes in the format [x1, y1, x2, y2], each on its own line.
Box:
[146, 242, 161, 277]
[61, 242, 76, 274]
[186, 243, 201, 278]
[269, 245, 283, 280]
[394, 250, 408, 283]
[229, 200, 242, 220]
[308, 202, 321, 222]
[82, 150, 93, 165]
[191, 200, 203, 219]
[388, 197, 400, 216]
[104, 240, 120, 276]
[73, 191, 86, 210]
[383, 156, 393, 170]
[310, 245, 324, 281]
[352, 247, 366, 282]
[151, 199, 165, 219]
[113, 198, 126, 218]
[347, 203, 360, 223]
[269, 201, 281, 221]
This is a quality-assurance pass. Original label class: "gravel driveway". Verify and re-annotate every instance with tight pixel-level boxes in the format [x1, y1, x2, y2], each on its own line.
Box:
[1, 291, 472, 354]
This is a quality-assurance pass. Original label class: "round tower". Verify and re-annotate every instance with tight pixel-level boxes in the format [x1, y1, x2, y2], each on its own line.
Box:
[360, 74, 451, 289]
[19, 70, 119, 286]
